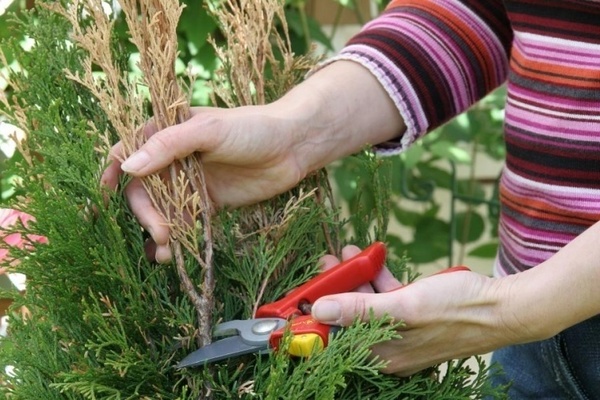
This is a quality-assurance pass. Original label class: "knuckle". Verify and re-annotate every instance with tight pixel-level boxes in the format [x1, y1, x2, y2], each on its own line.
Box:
[142, 119, 158, 138]
[352, 296, 372, 323]
[147, 132, 172, 155]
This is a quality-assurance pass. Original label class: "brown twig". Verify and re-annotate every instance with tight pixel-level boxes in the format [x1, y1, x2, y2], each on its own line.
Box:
[46, 0, 215, 351]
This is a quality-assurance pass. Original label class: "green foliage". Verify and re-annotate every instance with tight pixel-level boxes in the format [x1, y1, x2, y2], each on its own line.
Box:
[332, 88, 506, 267]
[0, 2, 507, 399]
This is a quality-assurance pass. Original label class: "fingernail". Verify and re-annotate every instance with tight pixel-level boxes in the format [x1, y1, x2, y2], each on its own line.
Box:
[155, 245, 172, 264]
[121, 150, 150, 173]
[312, 300, 341, 324]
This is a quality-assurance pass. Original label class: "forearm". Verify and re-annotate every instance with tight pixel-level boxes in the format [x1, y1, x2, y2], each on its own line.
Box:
[499, 220, 600, 343]
[273, 61, 405, 175]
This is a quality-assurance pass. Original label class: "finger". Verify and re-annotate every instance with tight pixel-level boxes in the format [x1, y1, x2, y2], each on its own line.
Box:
[155, 244, 173, 264]
[318, 254, 341, 271]
[120, 113, 221, 177]
[124, 178, 170, 247]
[320, 246, 373, 293]
[312, 292, 390, 326]
[319, 245, 362, 271]
[372, 266, 403, 293]
[341, 245, 361, 260]
[100, 142, 125, 192]
[340, 245, 374, 293]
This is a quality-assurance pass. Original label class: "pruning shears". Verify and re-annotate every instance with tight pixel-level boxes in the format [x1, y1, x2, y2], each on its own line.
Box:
[177, 242, 469, 369]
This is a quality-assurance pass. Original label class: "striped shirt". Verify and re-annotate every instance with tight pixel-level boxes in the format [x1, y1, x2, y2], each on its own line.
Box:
[326, 0, 600, 276]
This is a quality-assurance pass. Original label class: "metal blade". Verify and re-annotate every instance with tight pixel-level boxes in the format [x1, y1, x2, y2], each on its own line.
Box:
[176, 336, 267, 369]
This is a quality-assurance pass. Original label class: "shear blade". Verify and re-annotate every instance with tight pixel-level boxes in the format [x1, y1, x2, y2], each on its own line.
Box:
[177, 336, 266, 369]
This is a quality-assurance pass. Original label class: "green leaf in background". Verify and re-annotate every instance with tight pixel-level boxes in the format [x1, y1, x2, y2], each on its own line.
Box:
[392, 205, 424, 227]
[416, 163, 452, 190]
[429, 140, 471, 164]
[334, 0, 354, 8]
[400, 142, 425, 169]
[406, 217, 450, 263]
[469, 241, 499, 258]
[178, 1, 217, 56]
[455, 211, 485, 244]
[455, 179, 487, 204]
[285, 7, 334, 52]
[385, 233, 405, 252]
[439, 115, 473, 143]
[0, 1, 29, 66]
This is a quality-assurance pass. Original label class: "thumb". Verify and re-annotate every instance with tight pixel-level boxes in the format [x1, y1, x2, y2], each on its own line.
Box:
[120, 125, 191, 176]
[120, 110, 221, 176]
[312, 292, 389, 326]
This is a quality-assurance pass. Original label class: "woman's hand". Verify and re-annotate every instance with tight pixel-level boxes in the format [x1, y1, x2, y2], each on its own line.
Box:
[102, 105, 311, 209]
[314, 222, 600, 377]
[100, 61, 405, 263]
[101, 104, 311, 262]
[313, 245, 519, 377]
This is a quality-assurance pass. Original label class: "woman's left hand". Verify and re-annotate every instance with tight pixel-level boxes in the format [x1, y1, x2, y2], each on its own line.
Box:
[313, 245, 517, 376]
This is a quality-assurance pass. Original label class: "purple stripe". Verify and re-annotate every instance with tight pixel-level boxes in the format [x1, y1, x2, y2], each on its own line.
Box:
[502, 172, 600, 212]
[443, 0, 509, 84]
[513, 39, 600, 68]
[367, 15, 472, 109]
[505, 108, 600, 140]
[498, 225, 556, 265]
[504, 123, 600, 152]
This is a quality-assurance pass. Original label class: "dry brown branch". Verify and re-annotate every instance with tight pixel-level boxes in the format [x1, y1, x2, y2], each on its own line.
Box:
[208, 0, 314, 108]
[206, 2, 324, 318]
[117, 0, 215, 347]
[44, 0, 215, 349]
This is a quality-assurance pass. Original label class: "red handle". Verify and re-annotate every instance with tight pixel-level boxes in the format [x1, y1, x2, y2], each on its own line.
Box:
[256, 242, 387, 319]
[270, 265, 471, 355]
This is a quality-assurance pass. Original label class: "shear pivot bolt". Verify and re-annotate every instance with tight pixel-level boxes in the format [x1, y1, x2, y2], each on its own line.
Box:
[252, 320, 279, 335]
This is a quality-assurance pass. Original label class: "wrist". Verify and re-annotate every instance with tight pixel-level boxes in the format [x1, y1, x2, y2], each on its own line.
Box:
[266, 90, 323, 180]
[491, 271, 563, 346]
[270, 60, 406, 175]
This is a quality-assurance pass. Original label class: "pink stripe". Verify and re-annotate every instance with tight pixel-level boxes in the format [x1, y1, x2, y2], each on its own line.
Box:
[367, 15, 471, 109]
[506, 106, 600, 141]
[513, 39, 600, 69]
[501, 214, 573, 248]
[504, 123, 597, 152]
[502, 173, 600, 213]
[498, 227, 556, 266]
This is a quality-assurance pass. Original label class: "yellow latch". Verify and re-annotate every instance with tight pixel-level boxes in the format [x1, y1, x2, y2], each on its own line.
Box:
[288, 333, 324, 357]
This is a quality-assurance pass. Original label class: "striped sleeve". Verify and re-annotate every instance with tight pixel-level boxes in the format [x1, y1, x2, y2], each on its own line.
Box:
[322, 0, 513, 154]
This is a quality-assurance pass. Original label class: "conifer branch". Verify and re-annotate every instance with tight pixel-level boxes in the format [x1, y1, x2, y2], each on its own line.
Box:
[118, 0, 215, 347]
[0, 52, 33, 167]
[0, 2, 505, 397]
[46, 0, 215, 347]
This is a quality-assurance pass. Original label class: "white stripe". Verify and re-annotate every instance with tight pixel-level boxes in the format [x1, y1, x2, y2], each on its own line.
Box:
[501, 221, 563, 252]
[503, 166, 600, 198]
[507, 97, 600, 121]
[515, 30, 600, 53]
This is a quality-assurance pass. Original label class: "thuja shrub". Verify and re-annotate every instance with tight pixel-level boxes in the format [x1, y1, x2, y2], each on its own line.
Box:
[0, 1, 505, 398]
